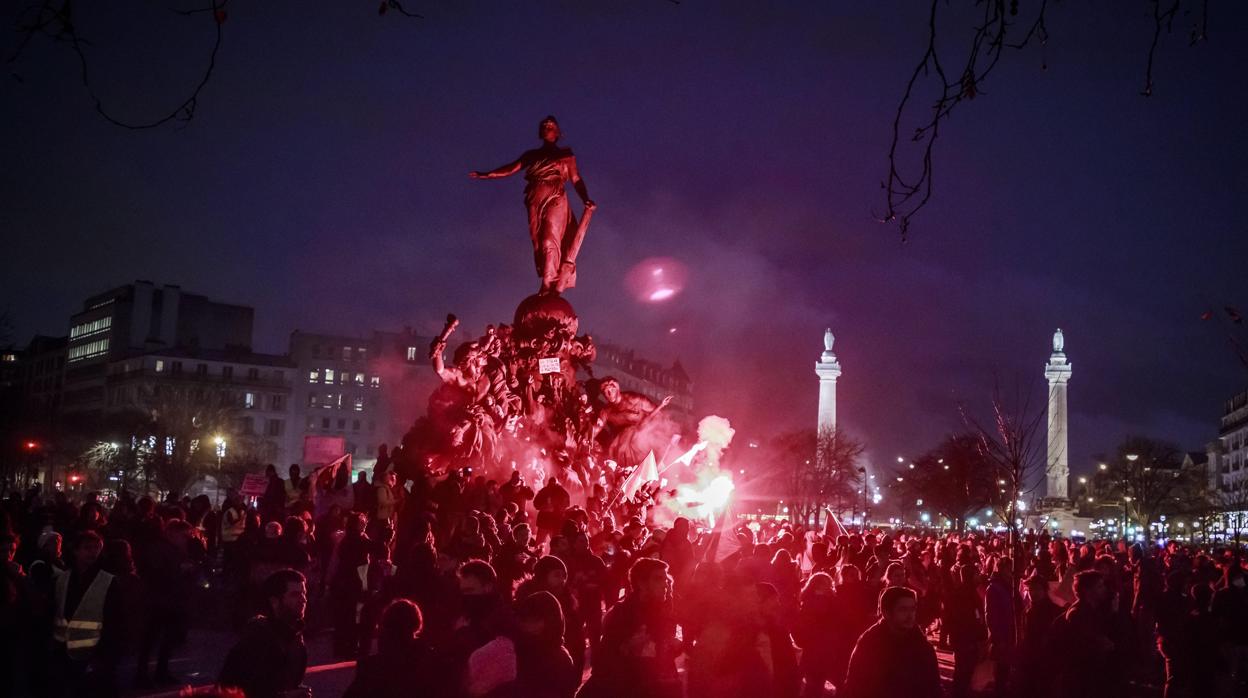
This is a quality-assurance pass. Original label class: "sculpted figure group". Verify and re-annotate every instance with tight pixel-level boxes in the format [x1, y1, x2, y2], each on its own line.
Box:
[400, 116, 676, 504]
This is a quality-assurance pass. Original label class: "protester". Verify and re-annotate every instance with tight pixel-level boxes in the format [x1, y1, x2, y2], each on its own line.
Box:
[344, 598, 440, 698]
[219, 569, 310, 698]
[841, 585, 941, 698]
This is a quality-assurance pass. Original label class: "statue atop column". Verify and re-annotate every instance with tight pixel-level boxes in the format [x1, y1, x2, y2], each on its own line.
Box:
[470, 115, 597, 295]
[1053, 328, 1065, 353]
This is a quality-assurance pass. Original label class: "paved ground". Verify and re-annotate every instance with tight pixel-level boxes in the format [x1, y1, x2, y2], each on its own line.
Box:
[123, 627, 353, 698]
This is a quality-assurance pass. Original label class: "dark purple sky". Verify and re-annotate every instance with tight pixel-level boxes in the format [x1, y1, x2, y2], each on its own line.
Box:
[3, 2, 1247, 480]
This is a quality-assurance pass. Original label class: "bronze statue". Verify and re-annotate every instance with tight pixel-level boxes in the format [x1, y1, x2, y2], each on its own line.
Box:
[470, 116, 597, 295]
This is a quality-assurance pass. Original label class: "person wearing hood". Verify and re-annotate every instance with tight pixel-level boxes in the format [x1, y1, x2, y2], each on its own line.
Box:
[516, 555, 586, 676]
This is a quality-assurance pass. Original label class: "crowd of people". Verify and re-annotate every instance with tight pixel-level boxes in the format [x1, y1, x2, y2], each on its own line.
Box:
[1, 460, 1248, 698]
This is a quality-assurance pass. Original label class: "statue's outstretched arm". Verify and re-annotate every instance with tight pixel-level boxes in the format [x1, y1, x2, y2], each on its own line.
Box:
[469, 157, 523, 180]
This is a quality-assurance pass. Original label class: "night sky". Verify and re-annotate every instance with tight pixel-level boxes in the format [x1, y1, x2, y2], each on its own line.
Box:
[3, 2, 1247, 482]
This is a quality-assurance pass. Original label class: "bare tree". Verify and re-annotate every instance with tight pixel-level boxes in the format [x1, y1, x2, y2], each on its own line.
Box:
[892, 433, 995, 531]
[1093, 436, 1191, 544]
[885, 1, 1213, 238]
[8, 0, 423, 130]
[112, 384, 238, 495]
[767, 426, 865, 528]
[962, 383, 1048, 559]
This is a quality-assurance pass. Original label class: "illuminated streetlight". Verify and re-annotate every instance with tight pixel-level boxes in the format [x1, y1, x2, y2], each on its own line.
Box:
[1099, 463, 1108, 471]
[1078, 476, 1087, 484]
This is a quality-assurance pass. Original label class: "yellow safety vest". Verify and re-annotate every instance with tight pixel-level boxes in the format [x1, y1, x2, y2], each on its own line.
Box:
[221, 507, 246, 543]
[53, 569, 115, 660]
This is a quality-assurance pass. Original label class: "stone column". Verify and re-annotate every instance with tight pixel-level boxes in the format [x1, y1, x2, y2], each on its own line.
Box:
[815, 328, 842, 434]
[1044, 329, 1072, 501]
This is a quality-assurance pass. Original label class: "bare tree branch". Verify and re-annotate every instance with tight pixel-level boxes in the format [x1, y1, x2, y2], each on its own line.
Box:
[885, 0, 1211, 240]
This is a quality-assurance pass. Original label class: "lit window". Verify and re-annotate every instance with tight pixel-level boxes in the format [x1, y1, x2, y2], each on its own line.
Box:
[308, 393, 318, 407]
[155, 360, 165, 373]
[354, 397, 364, 412]
[244, 392, 256, 409]
[354, 372, 365, 385]
[343, 346, 352, 361]
[357, 347, 367, 360]
[69, 316, 112, 340]
[370, 376, 380, 388]
[308, 369, 319, 383]
[325, 368, 335, 383]
[324, 393, 334, 409]
[1, 353, 15, 363]
[165, 437, 175, 456]
[67, 338, 110, 363]
[336, 393, 343, 408]
[406, 346, 418, 361]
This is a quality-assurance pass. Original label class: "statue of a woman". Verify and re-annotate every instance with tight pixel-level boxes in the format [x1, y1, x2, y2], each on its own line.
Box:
[470, 116, 596, 295]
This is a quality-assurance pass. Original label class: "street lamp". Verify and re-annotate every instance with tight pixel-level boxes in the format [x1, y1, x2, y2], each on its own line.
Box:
[1123, 453, 1138, 540]
[213, 436, 227, 507]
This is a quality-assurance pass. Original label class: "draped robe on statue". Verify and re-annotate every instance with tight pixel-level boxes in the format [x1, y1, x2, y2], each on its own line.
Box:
[523, 147, 580, 290]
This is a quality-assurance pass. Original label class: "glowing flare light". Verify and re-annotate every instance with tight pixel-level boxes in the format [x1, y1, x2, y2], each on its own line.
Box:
[676, 474, 735, 527]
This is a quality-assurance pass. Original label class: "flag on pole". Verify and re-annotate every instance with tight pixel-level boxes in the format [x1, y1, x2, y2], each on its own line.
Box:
[704, 499, 746, 564]
[662, 441, 707, 472]
[620, 451, 658, 502]
[313, 452, 353, 490]
[822, 507, 849, 539]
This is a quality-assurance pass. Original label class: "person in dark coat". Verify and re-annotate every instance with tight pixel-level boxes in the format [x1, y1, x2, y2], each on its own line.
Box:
[515, 555, 587, 676]
[946, 562, 986, 698]
[1046, 570, 1126, 698]
[1017, 572, 1061, 698]
[219, 569, 309, 698]
[328, 513, 371, 659]
[135, 519, 205, 687]
[1154, 570, 1191, 698]
[511, 590, 579, 698]
[983, 559, 1016, 698]
[259, 465, 287, 523]
[840, 586, 941, 698]
[579, 557, 680, 698]
[793, 572, 838, 698]
[344, 598, 441, 698]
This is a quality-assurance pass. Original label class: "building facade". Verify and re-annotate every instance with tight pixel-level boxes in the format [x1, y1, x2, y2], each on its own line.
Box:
[105, 348, 296, 468]
[1208, 390, 1248, 515]
[589, 341, 694, 425]
[287, 329, 438, 470]
[62, 281, 253, 416]
[19, 335, 67, 432]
